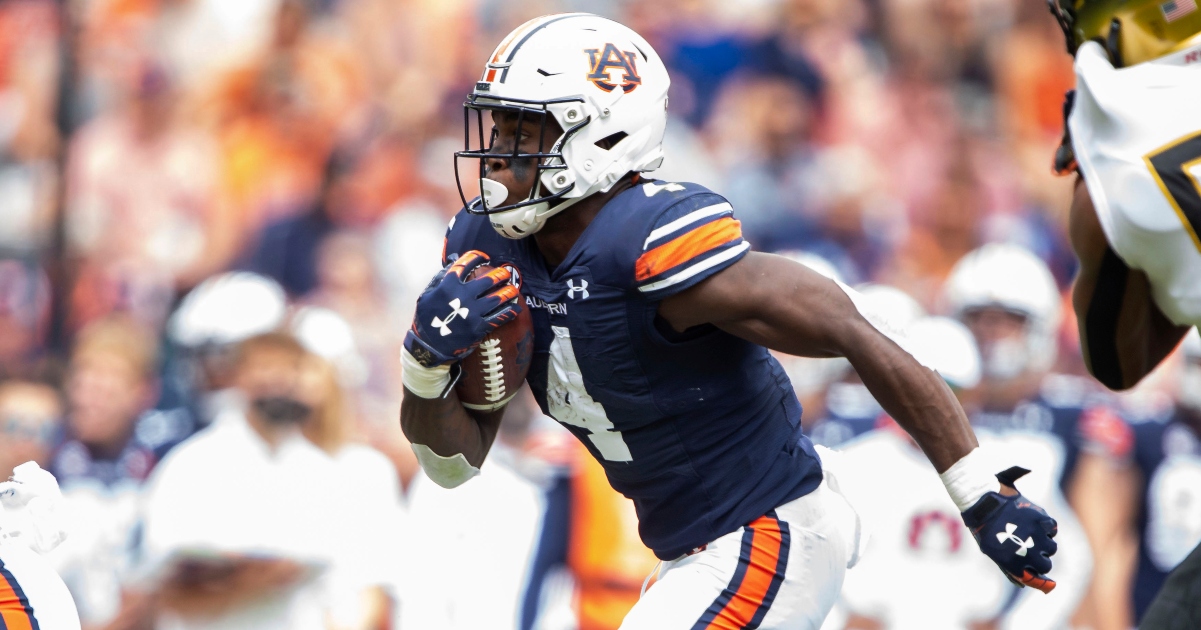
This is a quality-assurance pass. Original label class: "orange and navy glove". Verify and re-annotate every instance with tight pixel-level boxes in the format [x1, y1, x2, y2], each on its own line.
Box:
[404, 250, 522, 368]
[961, 467, 1058, 593]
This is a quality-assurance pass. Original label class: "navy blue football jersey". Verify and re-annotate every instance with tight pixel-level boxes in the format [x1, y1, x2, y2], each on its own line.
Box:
[1122, 409, 1201, 621]
[444, 179, 823, 560]
[805, 382, 885, 448]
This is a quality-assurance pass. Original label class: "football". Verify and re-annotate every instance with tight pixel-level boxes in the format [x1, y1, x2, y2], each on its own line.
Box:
[455, 264, 534, 411]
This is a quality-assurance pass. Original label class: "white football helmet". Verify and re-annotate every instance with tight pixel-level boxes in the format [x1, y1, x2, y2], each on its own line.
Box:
[168, 272, 288, 348]
[455, 13, 670, 239]
[943, 243, 1062, 379]
[291, 306, 368, 388]
[902, 316, 982, 390]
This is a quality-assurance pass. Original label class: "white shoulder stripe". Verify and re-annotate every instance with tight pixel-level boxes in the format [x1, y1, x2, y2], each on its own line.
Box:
[643, 202, 733, 250]
[637, 242, 749, 293]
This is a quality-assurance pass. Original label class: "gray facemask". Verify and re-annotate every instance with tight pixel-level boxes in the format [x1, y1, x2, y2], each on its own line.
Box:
[251, 396, 313, 425]
[980, 337, 1030, 381]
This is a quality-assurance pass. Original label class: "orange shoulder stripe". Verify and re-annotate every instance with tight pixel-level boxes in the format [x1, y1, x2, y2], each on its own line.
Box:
[635, 217, 742, 283]
[704, 515, 785, 630]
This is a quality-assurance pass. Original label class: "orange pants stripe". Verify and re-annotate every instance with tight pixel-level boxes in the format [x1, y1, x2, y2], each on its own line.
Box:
[691, 511, 791, 630]
[0, 559, 37, 630]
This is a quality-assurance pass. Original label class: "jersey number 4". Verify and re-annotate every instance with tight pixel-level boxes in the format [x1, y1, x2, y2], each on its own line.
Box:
[1146, 131, 1201, 253]
[547, 326, 634, 462]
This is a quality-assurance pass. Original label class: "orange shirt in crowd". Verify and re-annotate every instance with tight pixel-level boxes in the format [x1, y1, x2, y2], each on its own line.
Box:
[568, 442, 660, 630]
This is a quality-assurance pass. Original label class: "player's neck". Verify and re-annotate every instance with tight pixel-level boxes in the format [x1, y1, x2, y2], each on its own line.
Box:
[533, 175, 637, 269]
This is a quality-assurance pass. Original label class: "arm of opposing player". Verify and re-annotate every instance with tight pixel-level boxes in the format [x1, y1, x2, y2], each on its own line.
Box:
[1066, 413, 1141, 630]
[658, 251, 978, 473]
[1069, 177, 1189, 390]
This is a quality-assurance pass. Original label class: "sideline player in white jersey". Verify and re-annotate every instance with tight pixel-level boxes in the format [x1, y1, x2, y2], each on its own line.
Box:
[0, 462, 81, 630]
[834, 318, 1092, 630]
[1047, 2, 1201, 625]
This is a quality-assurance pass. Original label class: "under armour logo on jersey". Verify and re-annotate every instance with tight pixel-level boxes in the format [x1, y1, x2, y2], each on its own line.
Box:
[431, 299, 470, 336]
[996, 523, 1035, 557]
[566, 279, 589, 300]
[584, 43, 642, 93]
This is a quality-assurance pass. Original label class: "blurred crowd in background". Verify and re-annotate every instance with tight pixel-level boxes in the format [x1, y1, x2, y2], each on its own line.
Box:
[0, 0, 1198, 628]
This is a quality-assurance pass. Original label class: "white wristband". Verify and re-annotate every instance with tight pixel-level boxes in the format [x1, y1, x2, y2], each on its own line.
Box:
[401, 348, 452, 399]
[940, 448, 1000, 512]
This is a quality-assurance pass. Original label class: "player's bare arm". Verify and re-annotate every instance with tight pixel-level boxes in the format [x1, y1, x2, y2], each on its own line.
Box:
[398, 250, 523, 486]
[400, 392, 504, 469]
[1067, 177, 1189, 390]
[662, 253, 1059, 592]
[658, 252, 976, 473]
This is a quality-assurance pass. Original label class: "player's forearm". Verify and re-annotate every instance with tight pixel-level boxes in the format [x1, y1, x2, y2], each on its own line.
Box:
[842, 322, 977, 473]
[399, 389, 500, 468]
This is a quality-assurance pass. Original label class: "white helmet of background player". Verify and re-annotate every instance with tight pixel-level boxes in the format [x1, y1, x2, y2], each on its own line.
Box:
[943, 243, 1062, 380]
[903, 317, 982, 390]
[168, 272, 288, 349]
[455, 13, 670, 239]
[1181, 329, 1201, 412]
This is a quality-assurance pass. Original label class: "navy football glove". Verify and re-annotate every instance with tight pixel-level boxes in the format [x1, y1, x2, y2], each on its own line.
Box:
[404, 251, 523, 367]
[961, 466, 1058, 593]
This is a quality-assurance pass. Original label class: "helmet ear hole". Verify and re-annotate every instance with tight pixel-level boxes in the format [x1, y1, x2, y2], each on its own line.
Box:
[594, 131, 628, 150]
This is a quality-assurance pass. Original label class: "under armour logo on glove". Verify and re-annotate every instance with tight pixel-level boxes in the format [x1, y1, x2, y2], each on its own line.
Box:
[962, 466, 1058, 594]
[432, 299, 470, 336]
[997, 523, 1035, 557]
[404, 251, 524, 367]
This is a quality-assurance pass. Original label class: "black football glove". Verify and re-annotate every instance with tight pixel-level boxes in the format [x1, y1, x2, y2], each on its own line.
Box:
[403, 251, 523, 367]
[961, 466, 1058, 594]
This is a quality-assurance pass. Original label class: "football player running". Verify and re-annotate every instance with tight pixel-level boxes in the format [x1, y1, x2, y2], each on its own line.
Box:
[400, 14, 1059, 628]
[1048, 2, 1201, 625]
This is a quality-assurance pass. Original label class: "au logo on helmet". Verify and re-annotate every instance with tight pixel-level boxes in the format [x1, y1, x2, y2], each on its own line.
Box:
[584, 43, 642, 93]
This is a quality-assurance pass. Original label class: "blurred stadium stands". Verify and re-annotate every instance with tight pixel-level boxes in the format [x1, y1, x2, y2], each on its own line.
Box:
[0, 0, 1196, 628]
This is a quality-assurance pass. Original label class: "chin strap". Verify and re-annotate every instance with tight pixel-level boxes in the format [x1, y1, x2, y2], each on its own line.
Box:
[1052, 90, 1078, 177]
[1046, 0, 1077, 55]
[1105, 18, 1124, 68]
